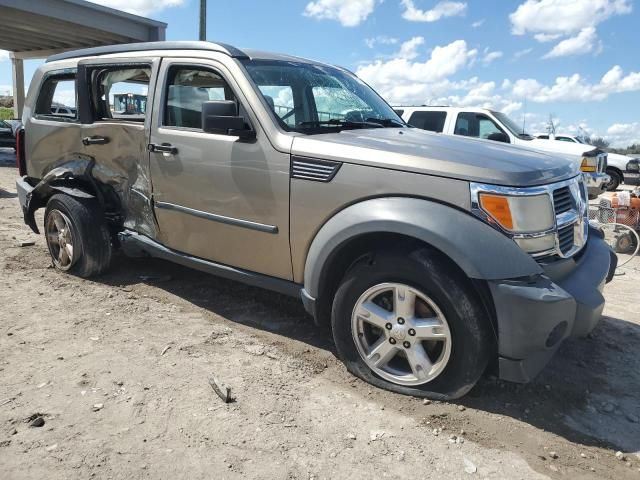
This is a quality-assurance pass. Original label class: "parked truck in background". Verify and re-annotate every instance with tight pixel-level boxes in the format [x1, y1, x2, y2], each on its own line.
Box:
[535, 133, 640, 190]
[396, 106, 609, 198]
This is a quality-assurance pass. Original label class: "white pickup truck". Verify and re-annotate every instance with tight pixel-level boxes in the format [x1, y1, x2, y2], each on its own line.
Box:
[535, 133, 640, 190]
[396, 106, 609, 198]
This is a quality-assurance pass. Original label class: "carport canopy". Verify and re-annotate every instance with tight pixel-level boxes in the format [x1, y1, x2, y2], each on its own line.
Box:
[0, 0, 167, 118]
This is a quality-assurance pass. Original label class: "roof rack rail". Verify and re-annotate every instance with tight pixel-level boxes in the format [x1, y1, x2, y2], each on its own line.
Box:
[46, 41, 248, 63]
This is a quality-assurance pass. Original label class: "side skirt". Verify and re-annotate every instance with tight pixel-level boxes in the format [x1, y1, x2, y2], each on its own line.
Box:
[117, 230, 302, 298]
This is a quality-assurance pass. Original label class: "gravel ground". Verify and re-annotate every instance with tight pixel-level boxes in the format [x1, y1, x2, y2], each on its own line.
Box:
[1, 147, 639, 479]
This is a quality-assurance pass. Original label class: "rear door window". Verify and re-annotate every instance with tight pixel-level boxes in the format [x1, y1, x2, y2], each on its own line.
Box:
[407, 111, 447, 132]
[92, 66, 151, 122]
[34, 75, 77, 122]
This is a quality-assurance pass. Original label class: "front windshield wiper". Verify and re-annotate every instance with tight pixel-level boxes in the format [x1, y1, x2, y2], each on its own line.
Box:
[365, 117, 405, 128]
[297, 119, 384, 130]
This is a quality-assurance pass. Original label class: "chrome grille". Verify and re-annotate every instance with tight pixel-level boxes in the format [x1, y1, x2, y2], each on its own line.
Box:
[553, 186, 573, 215]
[558, 225, 574, 254]
[291, 156, 341, 182]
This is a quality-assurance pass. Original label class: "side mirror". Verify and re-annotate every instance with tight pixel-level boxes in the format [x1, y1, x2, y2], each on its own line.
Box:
[202, 101, 256, 140]
[627, 159, 639, 172]
[487, 132, 510, 143]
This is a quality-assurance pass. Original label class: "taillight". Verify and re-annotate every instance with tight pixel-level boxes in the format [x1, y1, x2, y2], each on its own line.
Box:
[16, 128, 26, 176]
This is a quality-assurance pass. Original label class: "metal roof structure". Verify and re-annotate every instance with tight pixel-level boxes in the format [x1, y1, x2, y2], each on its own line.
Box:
[0, 0, 167, 117]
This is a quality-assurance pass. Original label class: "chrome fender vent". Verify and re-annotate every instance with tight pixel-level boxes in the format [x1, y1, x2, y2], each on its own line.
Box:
[291, 156, 342, 182]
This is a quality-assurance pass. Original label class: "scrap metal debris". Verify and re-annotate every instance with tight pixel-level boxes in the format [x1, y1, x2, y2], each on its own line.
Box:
[160, 344, 172, 356]
[17, 240, 35, 247]
[208, 376, 233, 403]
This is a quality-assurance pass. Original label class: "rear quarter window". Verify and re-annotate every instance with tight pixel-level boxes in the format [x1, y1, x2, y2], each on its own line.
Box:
[34, 74, 77, 122]
[408, 111, 447, 133]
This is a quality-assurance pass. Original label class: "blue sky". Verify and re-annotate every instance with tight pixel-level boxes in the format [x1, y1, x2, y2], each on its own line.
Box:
[1, 0, 638, 145]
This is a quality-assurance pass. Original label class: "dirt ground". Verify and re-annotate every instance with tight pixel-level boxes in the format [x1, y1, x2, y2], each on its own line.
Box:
[1, 148, 639, 479]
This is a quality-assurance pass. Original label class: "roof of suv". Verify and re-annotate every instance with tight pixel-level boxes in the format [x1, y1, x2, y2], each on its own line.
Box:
[46, 41, 324, 65]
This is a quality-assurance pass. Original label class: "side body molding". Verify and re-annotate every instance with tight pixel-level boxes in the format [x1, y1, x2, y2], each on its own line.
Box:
[303, 197, 543, 300]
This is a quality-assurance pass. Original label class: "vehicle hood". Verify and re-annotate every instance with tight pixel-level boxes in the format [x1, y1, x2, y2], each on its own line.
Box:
[607, 151, 636, 169]
[527, 138, 600, 157]
[291, 128, 578, 187]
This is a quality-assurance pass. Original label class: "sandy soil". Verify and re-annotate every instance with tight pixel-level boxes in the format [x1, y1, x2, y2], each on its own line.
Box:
[1, 149, 639, 479]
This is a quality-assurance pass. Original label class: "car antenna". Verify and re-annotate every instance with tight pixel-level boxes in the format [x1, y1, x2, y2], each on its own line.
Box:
[521, 98, 527, 135]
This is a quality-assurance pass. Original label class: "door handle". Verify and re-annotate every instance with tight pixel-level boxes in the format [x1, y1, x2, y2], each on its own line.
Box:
[148, 143, 178, 155]
[82, 136, 110, 146]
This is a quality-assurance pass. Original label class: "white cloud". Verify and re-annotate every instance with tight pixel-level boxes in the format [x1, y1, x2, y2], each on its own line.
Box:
[471, 19, 485, 28]
[0, 50, 9, 62]
[513, 48, 533, 59]
[606, 122, 640, 147]
[401, 0, 467, 22]
[365, 35, 399, 49]
[481, 48, 503, 66]
[0, 85, 12, 96]
[85, 0, 185, 16]
[510, 65, 640, 102]
[356, 37, 477, 105]
[533, 33, 562, 42]
[510, 0, 631, 59]
[542, 27, 599, 58]
[396, 36, 425, 60]
[510, 0, 631, 36]
[303, 0, 377, 27]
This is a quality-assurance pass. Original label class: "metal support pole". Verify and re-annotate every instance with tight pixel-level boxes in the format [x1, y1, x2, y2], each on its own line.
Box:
[11, 56, 25, 119]
[199, 0, 207, 41]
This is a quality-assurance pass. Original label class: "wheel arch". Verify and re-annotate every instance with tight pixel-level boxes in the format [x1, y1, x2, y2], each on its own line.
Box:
[606, 165, 624, 181]
[23, 157, 117, 234]
[302, 197, 542, 325]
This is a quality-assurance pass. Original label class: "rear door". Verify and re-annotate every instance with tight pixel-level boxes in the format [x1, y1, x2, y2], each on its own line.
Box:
[77, 58, 159, 237]
[147, 58, 292, 280]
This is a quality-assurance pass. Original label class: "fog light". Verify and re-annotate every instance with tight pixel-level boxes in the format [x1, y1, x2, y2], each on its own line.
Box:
[546, 321, 568, 348]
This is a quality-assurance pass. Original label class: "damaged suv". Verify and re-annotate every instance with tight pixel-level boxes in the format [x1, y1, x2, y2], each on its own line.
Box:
[16, 42, 616, 399]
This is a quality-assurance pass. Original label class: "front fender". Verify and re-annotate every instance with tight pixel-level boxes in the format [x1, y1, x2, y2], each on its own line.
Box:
[303, 197, 542, 300]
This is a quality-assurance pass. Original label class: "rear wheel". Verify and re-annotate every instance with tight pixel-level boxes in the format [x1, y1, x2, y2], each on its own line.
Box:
[331, 247, 494, 399]
[44, 194, 112, 277]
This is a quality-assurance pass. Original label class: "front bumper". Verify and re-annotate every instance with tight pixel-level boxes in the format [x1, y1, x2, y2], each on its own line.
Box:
[583, 172, 609, 198]
[490, 227, 616, 383]
[624, 171, 640, 185]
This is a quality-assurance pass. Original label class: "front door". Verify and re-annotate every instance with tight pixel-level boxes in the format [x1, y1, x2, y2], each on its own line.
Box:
[148, 58, 292, 280]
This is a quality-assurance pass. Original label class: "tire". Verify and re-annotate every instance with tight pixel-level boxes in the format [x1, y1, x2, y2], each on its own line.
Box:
[331, 247, 494, 400]
[44, 194, 112, 277]
[605, 169, 622, 192]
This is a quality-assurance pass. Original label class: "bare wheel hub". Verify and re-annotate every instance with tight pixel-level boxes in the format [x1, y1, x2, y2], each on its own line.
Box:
[351, 283, 452, 387]
[45, 209, 76, 271]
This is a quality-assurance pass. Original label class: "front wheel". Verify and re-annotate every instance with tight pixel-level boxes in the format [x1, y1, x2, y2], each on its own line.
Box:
[605, 169, 622, 192]
[331, 248, 494, 399]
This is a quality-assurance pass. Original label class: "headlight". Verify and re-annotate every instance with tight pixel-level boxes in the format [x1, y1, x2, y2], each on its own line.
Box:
[478, 193, 554, 232]
[580, 156, 597, 172]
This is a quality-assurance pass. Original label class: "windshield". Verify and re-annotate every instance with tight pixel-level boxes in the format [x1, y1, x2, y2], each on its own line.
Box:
[241, 59, 404, 133]
[492, 111, 534, 140]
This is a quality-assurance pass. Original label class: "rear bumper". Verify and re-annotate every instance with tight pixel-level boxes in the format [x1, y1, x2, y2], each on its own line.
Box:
[584, 172, 609, 198]
[16, 176, 33, 214]
[490, 227, 616, 383]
